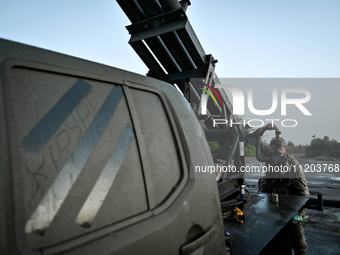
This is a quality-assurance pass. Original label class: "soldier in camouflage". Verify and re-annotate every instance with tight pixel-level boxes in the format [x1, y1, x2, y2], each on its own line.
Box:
[255, 123, 309, 255]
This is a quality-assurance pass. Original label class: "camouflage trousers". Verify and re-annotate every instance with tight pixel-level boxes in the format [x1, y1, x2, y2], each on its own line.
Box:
[258, 179, 307, 255]
[260, 220, 307, 255]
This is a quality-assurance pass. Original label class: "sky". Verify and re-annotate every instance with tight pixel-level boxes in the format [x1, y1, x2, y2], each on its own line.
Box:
[220, 78, 339, 145]
[1, 0, 339, 145]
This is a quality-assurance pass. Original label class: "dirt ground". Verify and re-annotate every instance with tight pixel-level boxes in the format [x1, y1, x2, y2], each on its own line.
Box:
[244, 153, 340, 254]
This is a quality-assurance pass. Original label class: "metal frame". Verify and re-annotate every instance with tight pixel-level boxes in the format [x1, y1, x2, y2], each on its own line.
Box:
[117, 0, 246, 200]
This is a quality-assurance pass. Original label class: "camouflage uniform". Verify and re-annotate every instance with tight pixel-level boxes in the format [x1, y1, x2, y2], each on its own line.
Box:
[258, 144, 309, 197]
[258, 136, 309, 255]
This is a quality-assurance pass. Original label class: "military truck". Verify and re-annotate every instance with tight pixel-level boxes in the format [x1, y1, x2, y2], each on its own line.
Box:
[0, 37, 231, 254]
[0, 0, 317, 254]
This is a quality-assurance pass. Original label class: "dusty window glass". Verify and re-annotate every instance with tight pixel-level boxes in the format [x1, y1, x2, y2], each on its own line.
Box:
[129, 88, 182, 209]
[5, 67, 148, 248]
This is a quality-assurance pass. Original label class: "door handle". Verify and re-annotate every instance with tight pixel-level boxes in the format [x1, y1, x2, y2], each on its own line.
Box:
[180, 227, 215, 255]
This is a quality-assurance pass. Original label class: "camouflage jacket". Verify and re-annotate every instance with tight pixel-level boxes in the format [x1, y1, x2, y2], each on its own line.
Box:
[259, 144, 310, 197]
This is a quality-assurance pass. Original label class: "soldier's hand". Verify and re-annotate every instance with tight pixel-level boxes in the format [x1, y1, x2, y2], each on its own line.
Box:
[265, 123, 278, 131]
[254, 123, 278, 136]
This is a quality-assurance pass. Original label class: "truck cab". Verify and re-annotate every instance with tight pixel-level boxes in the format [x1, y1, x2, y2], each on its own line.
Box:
[0, 39, 225, 254]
